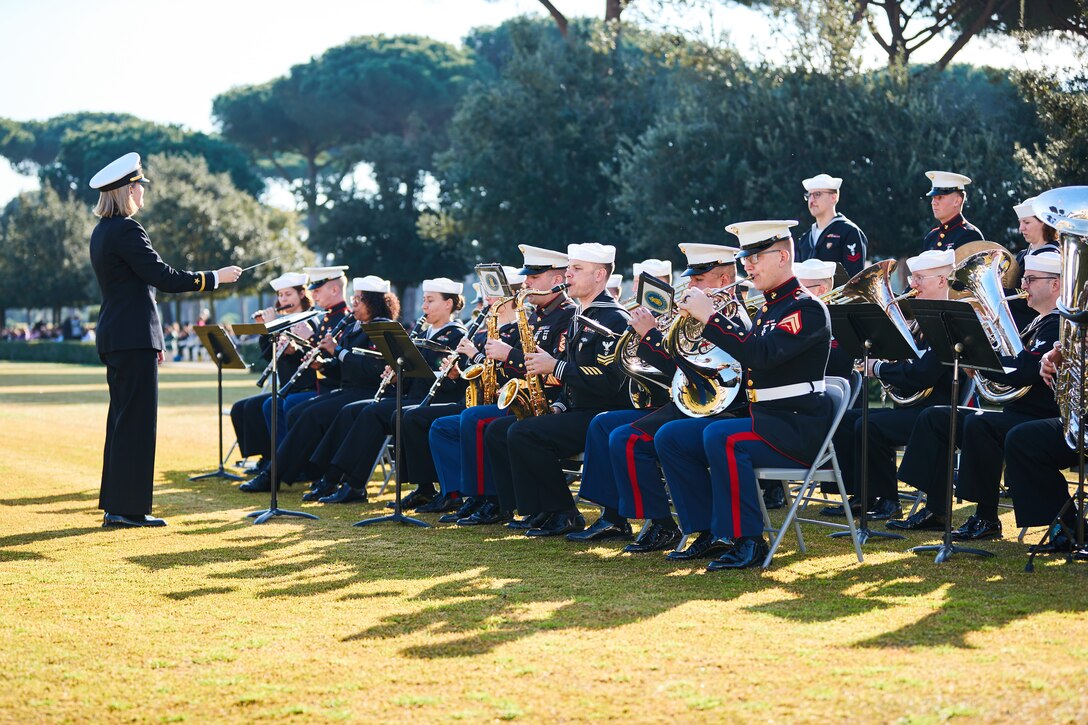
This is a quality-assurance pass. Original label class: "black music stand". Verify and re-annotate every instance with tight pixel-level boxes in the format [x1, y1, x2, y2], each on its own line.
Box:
[235, 311, 323, 525]
[908, 299, 1005, 563]
[354, 322, 436, 529]
[827, 303, 915, 545]
[190, 325, 248, 482]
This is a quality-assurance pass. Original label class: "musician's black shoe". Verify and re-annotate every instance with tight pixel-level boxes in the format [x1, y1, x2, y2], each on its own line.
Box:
[439, 496, 480, 523]
[103, 513, 167, 528]
[666, 531, 732, 561]
[318, 483, 367, 504]
[302, 477, 338, 502]
[565, 517, 632, 542]
[457, 500, 512, 526]
[886, 508, 945, 531]
[820, 497, 862, 518]
[506, 512, 548, 530]
[706, 536, 769, 570]
[866, 497, 903, 521]
[623, 522, 683, 553]
[238, 471, 274, 493]
[526, 511, 585, 537]
[1030, 528, 1073, 553]
[762, 483, 786, 510]
[387, 488, 434, 510]
[417, 493, 461, 514]
[950, 515, 1002, 541]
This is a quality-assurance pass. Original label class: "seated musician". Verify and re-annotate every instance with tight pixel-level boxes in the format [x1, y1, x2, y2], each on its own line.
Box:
[241, 276, 396, 493]
[485, 243, 632, 537]
[1009, 196, 1061, 328]
[633, 258, 673, 285]
[607, 273, 623, 301]
[825, 249, 956, 522]
[893, 252, 1061, 534]
[794, 259, 853, 381]
[568, 243, 747, 556]
[656, 219, 833, 570]
[229, 272, 315, 477]
[429, 246, 576, 527]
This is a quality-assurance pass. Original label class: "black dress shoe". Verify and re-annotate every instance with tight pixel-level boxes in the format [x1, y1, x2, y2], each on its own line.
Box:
[439, 496, 480, 523]
[526, 511, 586, 537]
[302, 477, 339, 502]
[387, 488, 435, 510]
[417, 493, 461, 514]
[706, 536, 769, 570]
[820, 497, 862, 518]
[762, 484, 786, 510]
[457, 500, 512, 526]
[103, 513, 166, 528]
[1030, 528, 1073, 553]
[565, 517, 632, 542]
[623, 522, 683, 553]
[318, 483, 368, 504]
[666, 531, 732, 560]
[950, 515, 1002, 541]
[886, 508, 945, 531]
[866, 497, 903, 521]
[506, 512, 548, 530]
[238, 471, 273, 493]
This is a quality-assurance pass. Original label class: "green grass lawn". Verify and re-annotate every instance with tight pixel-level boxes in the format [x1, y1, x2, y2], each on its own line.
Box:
[1, 361, 1087, 723]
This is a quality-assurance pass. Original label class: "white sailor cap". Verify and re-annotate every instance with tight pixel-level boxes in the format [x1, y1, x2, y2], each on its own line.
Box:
[906, 249, 955, 273]
[352, 275, 391, 294]
[502, 265, 526, 285]
[568, 242, 617, 265]
[517, 244, 569, 274]
[1014, 196, 1039, 220]
[802, 173, 842, 192]
[1025, 252, 1061, 275]
[270, 272, 308, 291]
[677, 243, 739, 276]
[89, 152, 151, 191]
[303, 266, 349, 289]
[422, 277, 464, 295]
[926, 170, 972, 197]
[607, 274, 623, 290]
[792, 259, 837, 281]
[633, 258, 672, 280]
[727, 220, 798, 258]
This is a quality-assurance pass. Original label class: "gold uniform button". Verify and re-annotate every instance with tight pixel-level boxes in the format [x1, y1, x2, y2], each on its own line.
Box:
[761, 306, 768, 313]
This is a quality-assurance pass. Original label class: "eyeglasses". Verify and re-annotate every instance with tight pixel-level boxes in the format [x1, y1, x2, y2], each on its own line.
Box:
[908, 273, 945, 284]
[1022, 275, 1059, 285]
[741, 249, 786, 265]
[803, 191, 836, 201]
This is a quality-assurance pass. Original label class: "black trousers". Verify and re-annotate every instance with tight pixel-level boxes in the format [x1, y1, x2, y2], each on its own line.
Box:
[309, 398, 377, 473]
[1005, 417, 1078, 528]
[487, 410, 600, 516]
[400, 403, 465, 488]
[99, 349, 158, 515]
[833, 405, 932, 499]
[898, 407, 1037, 516]
[230, 392, 273, 459]
[330, 397, 422, 488]
[275, 387, 376, 483]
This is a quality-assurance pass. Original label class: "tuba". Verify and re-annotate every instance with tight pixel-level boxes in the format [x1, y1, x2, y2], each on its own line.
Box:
[1033, 187, 1088, 449]
[951, 248, 1030, 404]
[497, 284, 568, 419]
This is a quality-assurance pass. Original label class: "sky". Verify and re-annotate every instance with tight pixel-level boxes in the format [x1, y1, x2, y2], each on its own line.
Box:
[0, 0, 1075, 205]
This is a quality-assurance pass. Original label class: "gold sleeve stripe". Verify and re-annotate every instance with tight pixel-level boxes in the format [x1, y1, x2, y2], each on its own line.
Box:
[196, 271, 206, 292]
[578, 366, 603, 376]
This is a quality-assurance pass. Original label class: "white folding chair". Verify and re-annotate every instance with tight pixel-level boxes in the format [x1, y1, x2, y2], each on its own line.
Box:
[755, 376, 864, 568]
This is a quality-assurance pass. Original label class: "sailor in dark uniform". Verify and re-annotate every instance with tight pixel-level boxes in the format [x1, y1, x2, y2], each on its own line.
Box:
[88, 152, 242, 527]
[894, 252, 1062, 536]
[486, 243, 633, 537]
[794, 259, 853, 380]
[795, 173, 867, 277]
[922, 170, 984, 252]
[657, 220, 834, 570]
[1009, 196, 1061, 328]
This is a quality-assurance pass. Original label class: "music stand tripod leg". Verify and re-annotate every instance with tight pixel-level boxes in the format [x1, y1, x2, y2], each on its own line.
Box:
[191, 347, 245, 481]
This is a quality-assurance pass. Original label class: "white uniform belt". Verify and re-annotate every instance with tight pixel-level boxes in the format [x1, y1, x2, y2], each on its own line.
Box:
[749, 380, 825, 403]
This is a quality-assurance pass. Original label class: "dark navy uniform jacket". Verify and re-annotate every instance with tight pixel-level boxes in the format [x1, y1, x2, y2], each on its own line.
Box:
[796, 213, 868, 277]
[874, 328, 954, 408]
[701, 276, 833, 464]
[923, 213, 984, 251]
[311, 302, 350, 391]
[90, 216, 217, 355]
[984, 310, 1060, 419]
[553, 292, 632, 412]
[503, 294, 578, 404]
[258, 317, 318, 392]
[1009, 243, 1060, 329]
[406, 321, 467, 402]
[327, 316, 391, 390]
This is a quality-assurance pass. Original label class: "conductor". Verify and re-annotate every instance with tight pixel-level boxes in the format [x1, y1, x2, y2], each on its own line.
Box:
[89, 152, 242, 528]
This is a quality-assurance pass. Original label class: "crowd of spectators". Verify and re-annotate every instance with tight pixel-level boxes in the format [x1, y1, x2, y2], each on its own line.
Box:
[1, 316, 95, 342]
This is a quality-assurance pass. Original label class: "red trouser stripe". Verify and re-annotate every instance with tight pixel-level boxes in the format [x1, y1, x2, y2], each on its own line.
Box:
[475, 417, 498, 495]
[625, 432, 653, 520]
[725, 431, 762, 537]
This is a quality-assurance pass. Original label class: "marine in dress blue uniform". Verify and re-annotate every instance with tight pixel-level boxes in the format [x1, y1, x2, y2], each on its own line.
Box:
[921, 170, 984, 252]
[794, 174, 867, 277]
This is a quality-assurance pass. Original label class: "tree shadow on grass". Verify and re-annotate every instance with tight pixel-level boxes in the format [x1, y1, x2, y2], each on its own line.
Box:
[0, 491, 97, 507]
[0, 526, 104, 548]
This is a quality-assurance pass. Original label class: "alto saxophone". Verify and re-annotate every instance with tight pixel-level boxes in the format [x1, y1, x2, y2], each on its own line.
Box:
[496, 284, 568, 419]
[463, 301, 505, 407]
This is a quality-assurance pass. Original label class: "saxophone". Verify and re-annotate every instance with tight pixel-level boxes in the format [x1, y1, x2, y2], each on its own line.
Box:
[463, 302, 505, 406]
[496, 284, 568, 419]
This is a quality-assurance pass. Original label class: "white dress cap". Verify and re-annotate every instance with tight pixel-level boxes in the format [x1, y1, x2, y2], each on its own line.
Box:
[502, 265, 527, 285]
[1013, 196, 1039, 220]
[89, 152, 151, 191]
[567, 242, 617, 265]
[792, 259, 837, 280]
[802, 173, 842, 192]
[1024, 252, 1061, 275]
[422, 277, 464, 295]
[607, 274, 623, 290]
[926, 170, 972, 196]
[517, 244, 569, 273]
[633, 258, 672, 279]
[353, 275, 391, 294]
[303, 266, 349, 289]
[906, 248, 955, 273]
[677, 243, 739, 275]
[726, 220, 798, 256]
[270, 272, 308, 291]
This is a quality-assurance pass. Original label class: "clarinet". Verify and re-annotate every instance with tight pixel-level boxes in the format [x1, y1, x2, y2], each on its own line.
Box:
[278, 314, 353, 397]
[255, 331, 317, 388]
[416, 312, 488, 408]
[374, 314, 427, 401]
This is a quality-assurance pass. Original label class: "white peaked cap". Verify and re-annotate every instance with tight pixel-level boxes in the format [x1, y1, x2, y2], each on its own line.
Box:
[727, 220, 798, 256]
[1014, 196, 1039, 220]
[906, 248, 955, 273]
[567, 242, 617, 265]
[633, 259, 672, 279]
[926, 170, 972, 196]
[678, 243, 739, 276]
[304, 266, 349, 284]
[517, 244, 569, 272]
[89, 152, 150, 191]
[422, 277, 464, 295]
[793, 259, 837, 280]
[802, 173, 842, 192]
[1025, 252, 1061, 275]
[270, 272, 308, 291]
[353, 275, 391, 294]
